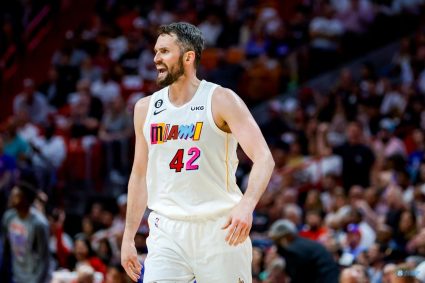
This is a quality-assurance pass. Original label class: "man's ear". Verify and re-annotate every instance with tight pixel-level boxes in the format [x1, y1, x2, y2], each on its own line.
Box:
[185, 51, 195, 63]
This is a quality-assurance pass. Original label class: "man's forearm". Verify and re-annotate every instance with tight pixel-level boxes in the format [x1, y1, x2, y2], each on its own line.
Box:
[241, 155, 274, 210]
[123, 174, 148, 241]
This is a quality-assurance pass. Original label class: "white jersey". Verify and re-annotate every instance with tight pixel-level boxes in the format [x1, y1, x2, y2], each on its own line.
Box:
[143, 80, 242, 219]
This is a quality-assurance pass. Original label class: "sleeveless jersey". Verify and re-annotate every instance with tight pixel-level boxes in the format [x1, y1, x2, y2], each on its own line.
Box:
[143, 80, 242, 219]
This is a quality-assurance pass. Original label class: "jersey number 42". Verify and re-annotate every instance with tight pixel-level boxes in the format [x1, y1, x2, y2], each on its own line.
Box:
[169, 147, 200, 172]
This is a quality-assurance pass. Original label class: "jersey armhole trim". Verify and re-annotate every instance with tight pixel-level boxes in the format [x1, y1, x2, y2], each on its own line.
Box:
[206, 85, 228, 137]
[142, 93, 157, 143]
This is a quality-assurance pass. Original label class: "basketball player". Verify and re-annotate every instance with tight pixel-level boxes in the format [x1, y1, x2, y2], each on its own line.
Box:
[121, 22, 274, 283]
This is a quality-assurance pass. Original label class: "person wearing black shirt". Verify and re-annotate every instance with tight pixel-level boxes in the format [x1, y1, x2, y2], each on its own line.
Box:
[269, 219, 340, 283]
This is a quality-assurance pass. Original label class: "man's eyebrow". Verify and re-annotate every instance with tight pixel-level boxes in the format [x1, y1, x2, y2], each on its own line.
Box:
[154, 47, 168, 52]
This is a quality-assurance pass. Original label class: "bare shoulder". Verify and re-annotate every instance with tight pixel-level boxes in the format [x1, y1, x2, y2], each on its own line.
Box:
[211, 86, 250, 132]
[134, 96, 151, 113]
[212, 86, 244, 111]
[133, 96, 152, 132]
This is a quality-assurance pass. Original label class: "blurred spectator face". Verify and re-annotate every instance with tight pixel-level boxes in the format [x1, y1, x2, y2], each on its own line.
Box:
[367, 243, 382, 264]
[383, 263, 396, 283]
[90, 202, 103, 221]
[334, 188, 348, 210]
[76, 264, 95, 283]
[8, 186, 24, 209]
[47, 67, 58, 82]
[339, 68, 353, 89]
[82, 217, 94, 237]
[97, 238, 112, 261]
[283, 205, 302, 226]
[74, 239, 89, 261]
[322, 174, 337, 191]
[4, 118, 18, 138]
[346, 122, 363, 145]
[349, 186, 364, 206]
[376, 225, 393, 244]
[386, 186, 404, 209]
[111, 96, 125, 113]
[305, 210, 322, 230]
[105, 266, 126, 283]
[101, 210, 114, 228]
[412, 129, 424, 148]
[15, 109, 31, 125]
[154, 34, 185, 87]
[70, 95, 90, 118]
[282, 188, 297, 204]
[323, 3, 336, 19]
[23, 78, 35, 97]
[323, 235, 341, 260]
[347, 224, 362, 248]
[81, 57, 93, 69]
[399, 210, 415, 234]
[340, 265, 369, 283]
[304, 190, 322, 211]
[77, 79, 91, 96]
[364, 187, 379, 207]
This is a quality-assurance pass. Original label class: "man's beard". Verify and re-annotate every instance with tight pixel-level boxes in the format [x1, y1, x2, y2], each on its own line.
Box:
[157, 56, 185, 87]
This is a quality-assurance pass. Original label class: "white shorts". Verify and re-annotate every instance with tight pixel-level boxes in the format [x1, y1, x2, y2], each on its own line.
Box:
[143, 211, 252, 283]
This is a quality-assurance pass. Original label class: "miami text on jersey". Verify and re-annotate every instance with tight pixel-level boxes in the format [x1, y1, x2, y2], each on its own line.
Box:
[150, 122, 203, 144]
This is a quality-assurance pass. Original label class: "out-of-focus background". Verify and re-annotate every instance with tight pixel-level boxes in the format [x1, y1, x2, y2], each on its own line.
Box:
[1, 0, 425, 282]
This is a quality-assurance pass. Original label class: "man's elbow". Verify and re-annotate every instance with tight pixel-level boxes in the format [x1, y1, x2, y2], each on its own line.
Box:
[260, 151, 275, 173]
[268, 153, 275, 171]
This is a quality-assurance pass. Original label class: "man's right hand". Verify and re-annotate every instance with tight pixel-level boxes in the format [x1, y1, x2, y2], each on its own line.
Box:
[121, 239, 142, 282]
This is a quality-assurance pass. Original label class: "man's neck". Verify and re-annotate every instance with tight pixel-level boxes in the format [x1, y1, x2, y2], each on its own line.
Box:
[168, 75, 201, 107]
[17, 208, 30, 219]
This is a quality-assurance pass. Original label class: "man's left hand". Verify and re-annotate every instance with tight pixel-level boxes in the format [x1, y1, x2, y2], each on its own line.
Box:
[221, 201, 253, 246]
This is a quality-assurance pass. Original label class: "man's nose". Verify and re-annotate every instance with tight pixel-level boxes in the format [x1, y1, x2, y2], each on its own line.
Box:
[154, 52, 161, 64]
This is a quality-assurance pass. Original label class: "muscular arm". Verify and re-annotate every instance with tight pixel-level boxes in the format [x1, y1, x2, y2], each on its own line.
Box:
[121, 97, 150, 281]
[213, 87, 275, 245]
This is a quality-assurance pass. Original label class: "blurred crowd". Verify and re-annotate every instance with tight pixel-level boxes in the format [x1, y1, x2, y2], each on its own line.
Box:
[2, 0, 425, 282]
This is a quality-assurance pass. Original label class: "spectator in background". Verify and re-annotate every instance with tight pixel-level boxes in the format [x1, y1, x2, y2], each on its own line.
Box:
[105, 264, 126, 283]
[90, 70, 120, 107]
[30, 121, 66, 194]
[147, 0, 174, 26]
[2, 118, 30, 167]
[79, 57, 102, 83]
[13, 78, 50, 125]
[299, 209, 329, 242]
[66, 79, 103, 138]
[0, 134, 16, 192]
[0, 134, 16, 216]
[198, 12, 223, 47]
[138, 36, 157, 82]
[341, 223, 366, 263]
[118, 35, 143, 76]
[98, 95, 132, 180]
[48, 209, 73, 269]
[2, 181, 50, 283]
[373, 118, 407, 161]
[309, 2, 344, 75]
[39, 66, 67, 110]
[319, 121, 376, 191]
[67, 235, 106, 276]
[340, 264, 370, 283]
[269, 219, 340, 283]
